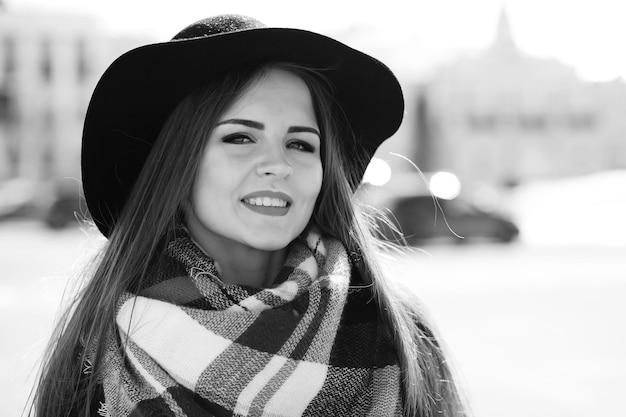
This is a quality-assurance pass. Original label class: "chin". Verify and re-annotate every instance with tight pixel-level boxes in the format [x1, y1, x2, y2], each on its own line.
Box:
[242, 224, 306, 252]
[246, 239, 292, 252]
[242, 230, 300, 251]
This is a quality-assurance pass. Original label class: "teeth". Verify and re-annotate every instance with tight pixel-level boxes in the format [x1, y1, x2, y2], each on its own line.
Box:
[244, 197, 288, 207]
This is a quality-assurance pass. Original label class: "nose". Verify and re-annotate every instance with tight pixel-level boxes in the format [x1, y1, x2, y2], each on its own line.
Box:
[256, 145, 292, 178]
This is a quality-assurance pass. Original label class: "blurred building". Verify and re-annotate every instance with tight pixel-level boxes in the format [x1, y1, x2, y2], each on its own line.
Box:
[0, 8, 149, 213]
[411, 11, 626, 192]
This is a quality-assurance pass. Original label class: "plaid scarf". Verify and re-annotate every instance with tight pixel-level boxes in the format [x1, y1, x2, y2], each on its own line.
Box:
[98, 230, 403, 416]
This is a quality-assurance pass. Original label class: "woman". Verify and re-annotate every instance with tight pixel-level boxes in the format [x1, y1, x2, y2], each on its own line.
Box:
[32, 15, 467, 416]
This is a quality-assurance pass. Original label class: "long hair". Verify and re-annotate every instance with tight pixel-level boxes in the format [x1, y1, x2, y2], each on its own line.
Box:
[31, 62, 467, 416]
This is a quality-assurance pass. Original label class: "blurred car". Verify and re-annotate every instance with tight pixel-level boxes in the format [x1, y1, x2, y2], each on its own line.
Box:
[43, 180, 88, 229]
[0, 178, 37, 220]
[384, 195, 519, 244]
[44, 192, 85, 229]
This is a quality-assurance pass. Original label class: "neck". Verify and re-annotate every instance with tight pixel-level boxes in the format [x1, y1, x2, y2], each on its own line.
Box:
[185, 217, 288, 288]
[212, 246, 287, 288]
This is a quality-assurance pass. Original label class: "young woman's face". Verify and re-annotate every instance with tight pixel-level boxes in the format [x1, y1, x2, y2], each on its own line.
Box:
[189, 68, 323, 252]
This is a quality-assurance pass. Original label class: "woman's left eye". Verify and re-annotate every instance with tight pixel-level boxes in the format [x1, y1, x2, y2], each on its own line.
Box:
[222, 133, 254, 144]
[287, 140, 315, 153]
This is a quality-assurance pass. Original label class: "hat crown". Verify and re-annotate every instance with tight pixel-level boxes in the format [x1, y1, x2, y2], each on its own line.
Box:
[172, 14, 266, 40]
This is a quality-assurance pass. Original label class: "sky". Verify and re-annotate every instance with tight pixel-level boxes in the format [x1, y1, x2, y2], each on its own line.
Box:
[9, 0, 626, 83]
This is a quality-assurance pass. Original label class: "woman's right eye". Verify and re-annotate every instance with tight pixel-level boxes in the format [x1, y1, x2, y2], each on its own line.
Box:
[222, 133, 254, 144]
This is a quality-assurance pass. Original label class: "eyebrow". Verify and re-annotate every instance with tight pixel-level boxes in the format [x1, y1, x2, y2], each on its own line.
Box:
[216, 118, 321, 138]
[287, 126, 321, 137]
[216, 118, 263, 129]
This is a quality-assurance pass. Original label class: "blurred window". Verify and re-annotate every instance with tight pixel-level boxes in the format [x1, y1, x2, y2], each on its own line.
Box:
[568, 113, 595, 130]
[76, 38, 89, 83]
[0, 90, 14, 122]
[41, 108, 55, 177]
[468, 114, 497, 130]
[519, 114, 547, 130]
[41, 38, 52, 83]
[3, 36, 16, 75]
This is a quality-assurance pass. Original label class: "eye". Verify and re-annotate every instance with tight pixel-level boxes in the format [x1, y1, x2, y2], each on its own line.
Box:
[222, 133, 255, 144]
[287, 140, 315, 153]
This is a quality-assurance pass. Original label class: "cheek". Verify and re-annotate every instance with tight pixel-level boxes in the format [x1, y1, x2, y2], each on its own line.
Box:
[313, 167, 323, 198]
[197, 153, 236, 196]
[305, 164, 324, 205]
[193, 162, 225, 211]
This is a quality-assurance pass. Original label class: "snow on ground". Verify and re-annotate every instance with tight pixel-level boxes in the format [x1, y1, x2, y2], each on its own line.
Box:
[510, 170, 626, 246]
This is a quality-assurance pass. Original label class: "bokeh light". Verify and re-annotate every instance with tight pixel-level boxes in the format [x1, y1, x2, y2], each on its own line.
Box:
[429, 171, 461, 200]
[362, 158, 392, 186]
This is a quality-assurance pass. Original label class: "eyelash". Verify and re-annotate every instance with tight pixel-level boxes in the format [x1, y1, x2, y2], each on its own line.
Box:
[222, 133, 254, 144]
[287, 140, 315, 153]
[222, 134, 316, 153]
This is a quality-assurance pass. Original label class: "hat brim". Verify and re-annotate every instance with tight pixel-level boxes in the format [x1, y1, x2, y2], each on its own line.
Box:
[82, 27, 404, 237]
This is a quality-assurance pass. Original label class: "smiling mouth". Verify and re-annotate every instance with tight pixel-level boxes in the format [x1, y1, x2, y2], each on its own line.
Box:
[241, 197, 291, 217]
[242, 197, 290, 208]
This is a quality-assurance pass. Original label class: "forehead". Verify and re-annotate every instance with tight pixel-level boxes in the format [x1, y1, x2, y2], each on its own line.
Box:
[222, 68, 316, 119]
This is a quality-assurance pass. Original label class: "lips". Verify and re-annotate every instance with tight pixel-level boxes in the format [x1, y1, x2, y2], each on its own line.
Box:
[241, 191, 291, 216]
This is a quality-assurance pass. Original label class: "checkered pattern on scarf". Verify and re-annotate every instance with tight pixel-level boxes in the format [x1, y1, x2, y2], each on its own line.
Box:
[98, 230, 402, 416]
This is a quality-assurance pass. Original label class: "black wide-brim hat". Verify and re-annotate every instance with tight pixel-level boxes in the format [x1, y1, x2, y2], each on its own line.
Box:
[82, 14, 404, 237]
